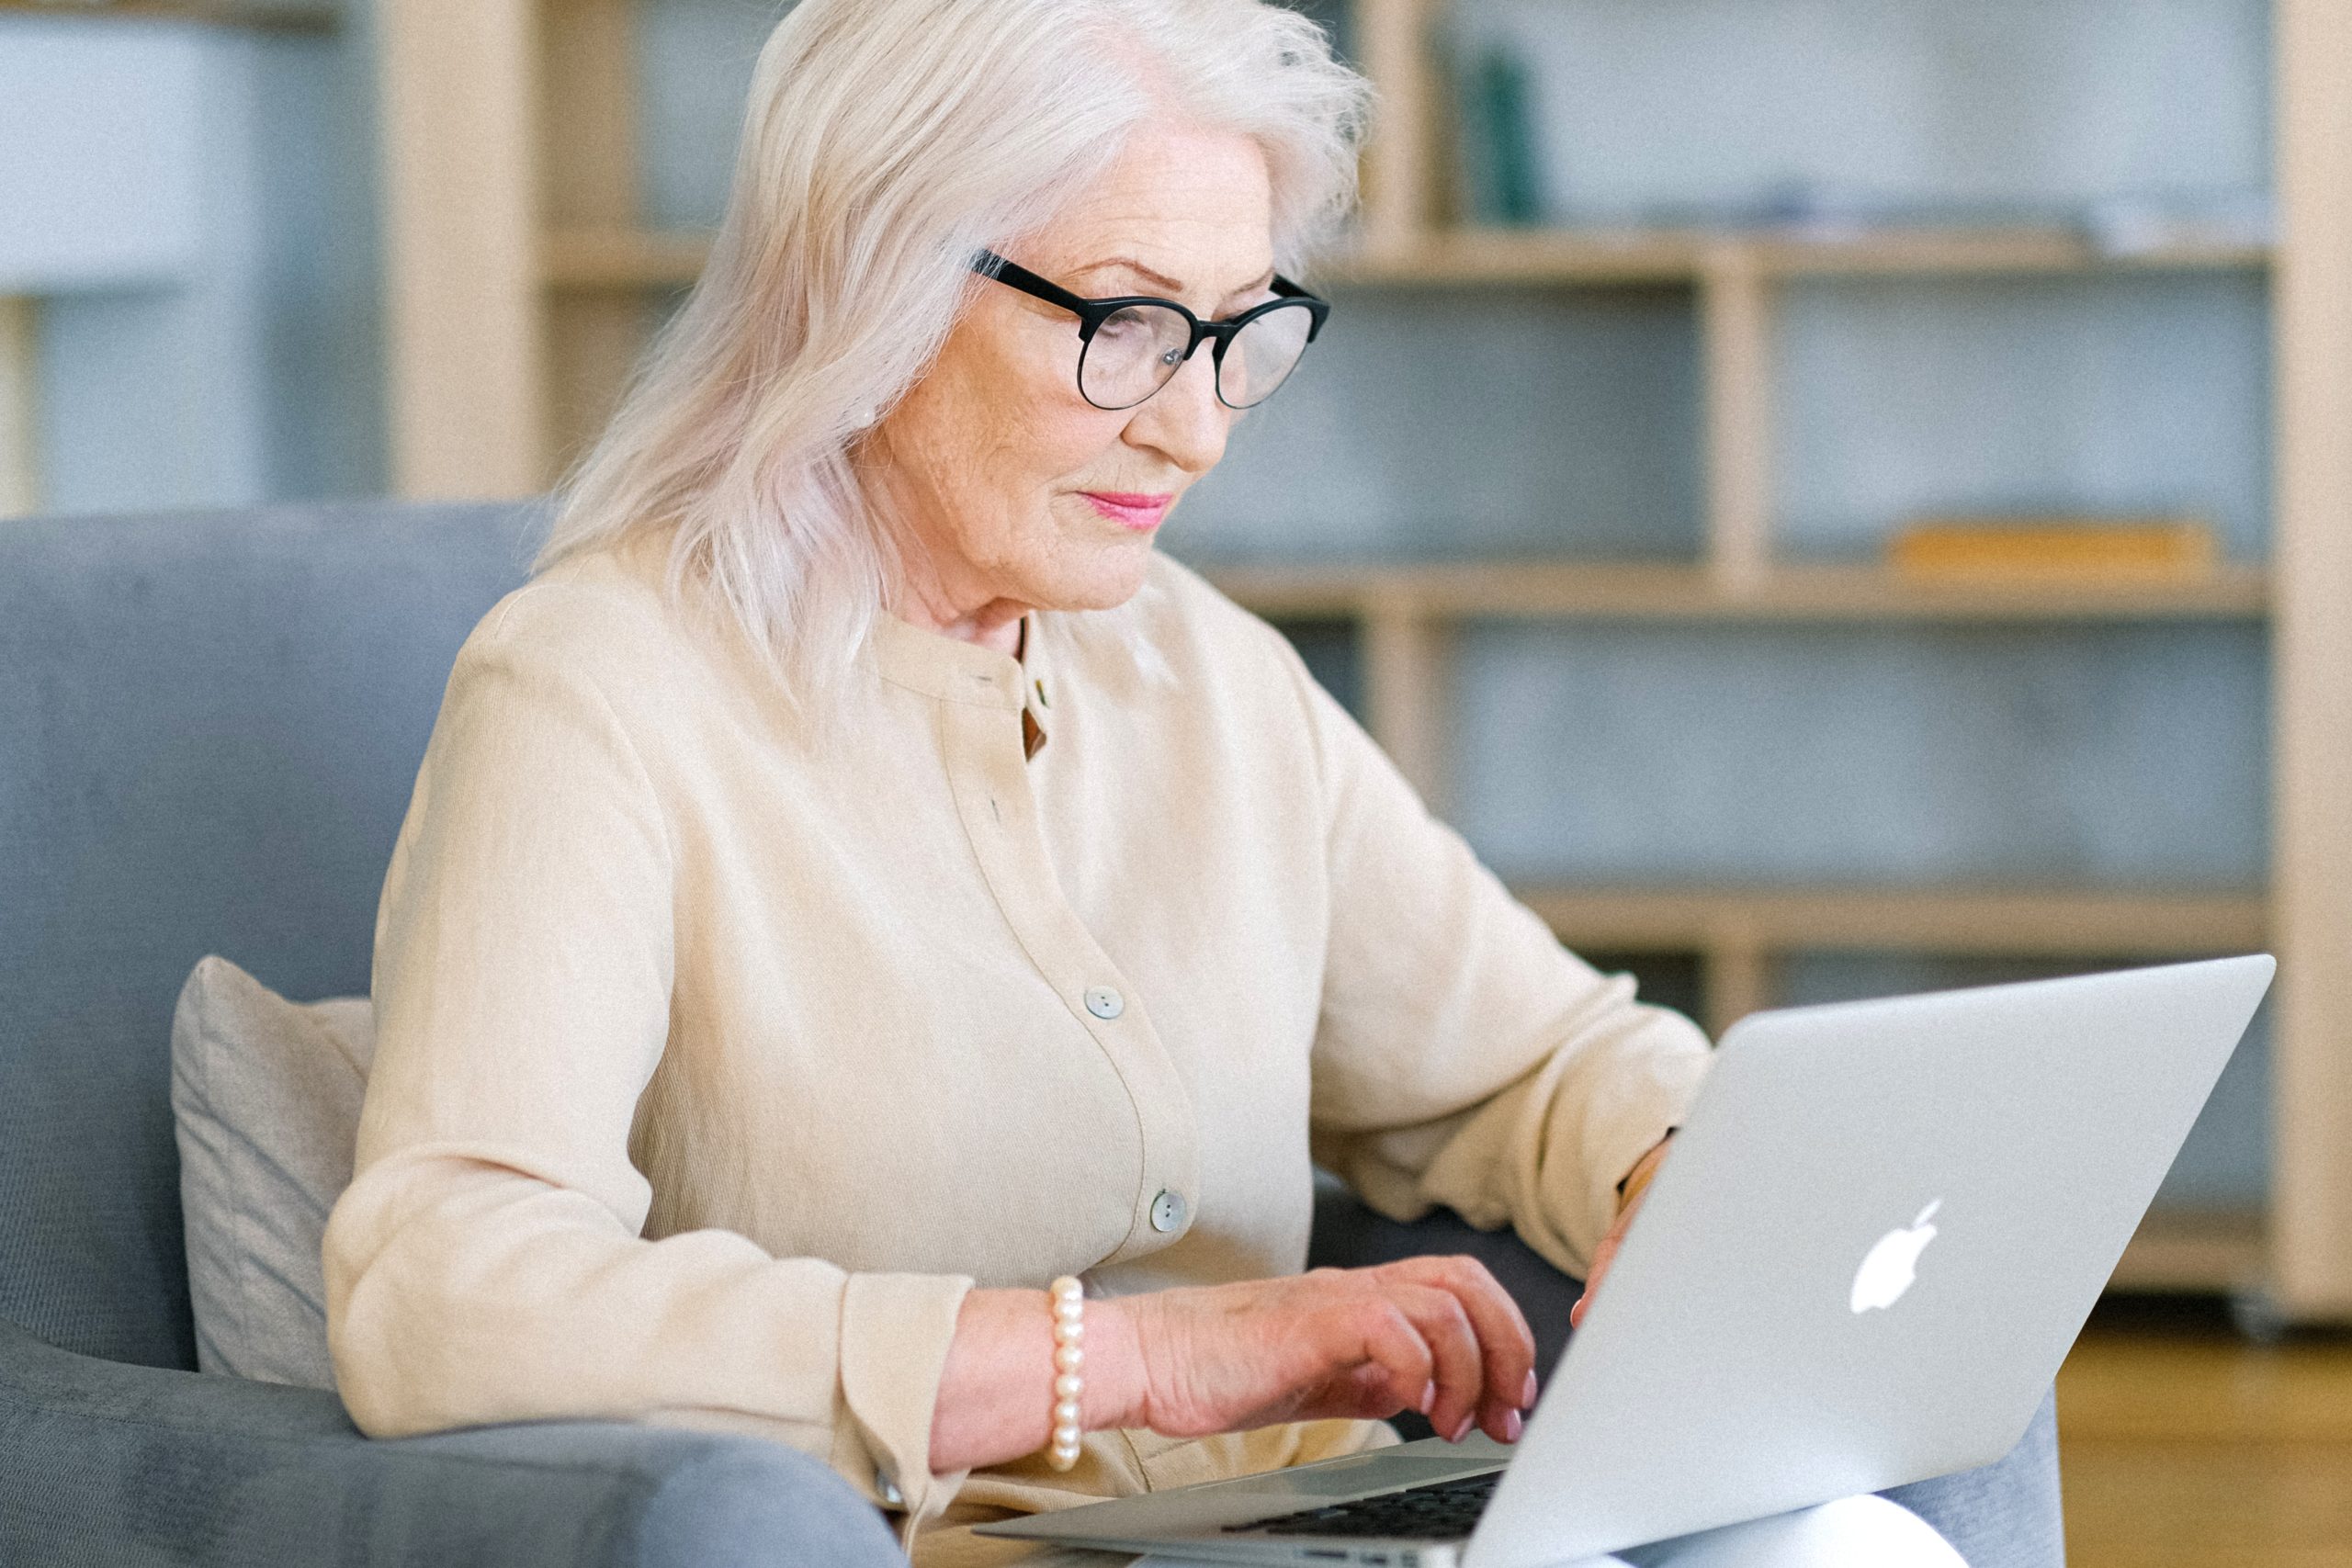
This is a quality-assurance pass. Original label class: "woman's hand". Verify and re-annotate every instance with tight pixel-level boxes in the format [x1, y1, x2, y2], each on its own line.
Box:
[930, 1257, 1535, 1474]
[1096, 1256, 1539, 1449]
[1570, 1132, 1674, 1328]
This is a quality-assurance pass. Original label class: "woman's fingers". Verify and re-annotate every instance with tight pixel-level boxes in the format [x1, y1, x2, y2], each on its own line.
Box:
[1385, 1256, 1538, 1440]
[1385, 1283, 1487, 1440]
[1573, 1195, 1644, 1328]
[1326, 1290, 1436, 1422]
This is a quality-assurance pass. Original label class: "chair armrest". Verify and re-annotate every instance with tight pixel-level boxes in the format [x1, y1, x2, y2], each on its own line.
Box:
[0, 1316, 907, 1568]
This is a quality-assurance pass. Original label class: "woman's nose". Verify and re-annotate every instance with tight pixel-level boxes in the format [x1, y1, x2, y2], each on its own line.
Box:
[1126, 345, 1231, 476]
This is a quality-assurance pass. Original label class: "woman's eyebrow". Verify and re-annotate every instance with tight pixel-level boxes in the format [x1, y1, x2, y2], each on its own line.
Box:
[1071, 256, 1280, 300]
[1068, 255, 1188, 292]
[1226, 266, 1280, 299]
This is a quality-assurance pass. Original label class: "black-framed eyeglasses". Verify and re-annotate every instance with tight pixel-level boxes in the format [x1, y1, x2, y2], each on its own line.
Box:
[970, 248, 1329, 412]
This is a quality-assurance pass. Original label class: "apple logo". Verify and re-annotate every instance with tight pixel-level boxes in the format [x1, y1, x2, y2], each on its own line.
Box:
[1849, 1200, 1942, 1314]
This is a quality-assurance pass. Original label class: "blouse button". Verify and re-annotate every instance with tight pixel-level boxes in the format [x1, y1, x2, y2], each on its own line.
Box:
[1084, 986, 1125, 1020]
[1150, 1190, 1189, 1233]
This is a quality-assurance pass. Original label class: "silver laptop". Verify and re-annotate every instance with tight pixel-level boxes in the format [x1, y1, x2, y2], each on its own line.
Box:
[980, 954, 2275, 1567]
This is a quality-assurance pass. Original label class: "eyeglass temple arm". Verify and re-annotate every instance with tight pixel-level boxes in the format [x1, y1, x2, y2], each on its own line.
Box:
[970, 250, 1100, 315]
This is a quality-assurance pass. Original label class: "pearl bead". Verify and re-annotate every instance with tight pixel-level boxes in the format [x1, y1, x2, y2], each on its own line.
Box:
[1055, 1319, 1085, 1344]
[1054, 1344, 1084, 1373]
[1055, 1398, 1081, 1427]
[1051, 1276, 1084, 1303]
[1056, 1372, 1083, 1401]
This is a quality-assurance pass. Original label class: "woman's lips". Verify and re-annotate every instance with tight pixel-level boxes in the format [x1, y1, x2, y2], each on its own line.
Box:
[1080, 491, 1173, 530]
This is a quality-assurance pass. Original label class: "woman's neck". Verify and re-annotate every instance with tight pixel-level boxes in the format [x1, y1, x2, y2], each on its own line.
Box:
[888, 552, 1031, 657]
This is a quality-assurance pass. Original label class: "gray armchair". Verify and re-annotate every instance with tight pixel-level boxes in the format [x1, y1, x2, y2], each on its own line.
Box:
[0, 502, 2061, 1566]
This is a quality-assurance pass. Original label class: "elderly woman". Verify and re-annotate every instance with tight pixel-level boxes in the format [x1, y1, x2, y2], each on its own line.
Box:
[322, 2, 1993, 1563]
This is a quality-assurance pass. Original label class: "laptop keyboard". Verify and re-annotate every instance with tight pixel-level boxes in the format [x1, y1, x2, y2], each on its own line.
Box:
[1227, 1470, 1501, 1540]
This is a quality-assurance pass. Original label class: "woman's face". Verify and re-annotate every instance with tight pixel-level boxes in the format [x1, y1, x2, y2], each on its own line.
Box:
[865, 117, 1277, 640]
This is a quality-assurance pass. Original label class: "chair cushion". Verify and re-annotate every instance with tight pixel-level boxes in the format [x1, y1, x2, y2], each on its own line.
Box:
[0, 499, 540, 1369]
[171, 955, 372, 1388]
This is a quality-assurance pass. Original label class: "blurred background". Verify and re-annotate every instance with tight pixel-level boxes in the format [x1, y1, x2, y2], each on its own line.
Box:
[1, 0, 2346, 1562]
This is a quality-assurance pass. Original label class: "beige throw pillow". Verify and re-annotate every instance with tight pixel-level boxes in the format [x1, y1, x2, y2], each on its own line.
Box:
[170, 954, 374, 1389]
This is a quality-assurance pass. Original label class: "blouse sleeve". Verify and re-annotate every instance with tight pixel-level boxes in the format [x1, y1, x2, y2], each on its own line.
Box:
[1280, 637, 1713, 1280]
[321, 592, 974, 1529]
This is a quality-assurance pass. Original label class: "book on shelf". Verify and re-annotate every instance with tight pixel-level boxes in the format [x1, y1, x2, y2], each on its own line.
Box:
[1460, 45, 1542, 227]
[1888, 517, 2221, 580]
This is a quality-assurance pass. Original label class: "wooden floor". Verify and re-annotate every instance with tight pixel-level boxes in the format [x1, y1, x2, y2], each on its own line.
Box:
[2057, 1298, 2352, 1568]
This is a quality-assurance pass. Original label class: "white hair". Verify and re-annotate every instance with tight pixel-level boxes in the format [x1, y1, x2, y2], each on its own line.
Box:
[536, 0, 1370, 713]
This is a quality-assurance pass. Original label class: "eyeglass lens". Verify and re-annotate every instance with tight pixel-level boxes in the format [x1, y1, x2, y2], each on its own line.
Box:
[1079, 301, 1316, 411]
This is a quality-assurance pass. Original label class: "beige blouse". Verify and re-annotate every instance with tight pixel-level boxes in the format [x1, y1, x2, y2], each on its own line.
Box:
[322, 525, 1712, 1561]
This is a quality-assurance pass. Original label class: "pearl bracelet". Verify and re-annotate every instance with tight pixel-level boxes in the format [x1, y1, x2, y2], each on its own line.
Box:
[1046, 1275, 1085, 1471]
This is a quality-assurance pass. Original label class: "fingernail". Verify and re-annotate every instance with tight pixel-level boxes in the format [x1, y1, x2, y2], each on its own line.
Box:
[1449, 1415, 1475, 1443]
[1521, 1371, 1538, 1407]
[1505, 1409, 1524, 1442]
[1418, 1381, 1436, 1415]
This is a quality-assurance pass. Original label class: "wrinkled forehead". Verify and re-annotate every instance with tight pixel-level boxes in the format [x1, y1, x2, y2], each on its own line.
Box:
[1018, 118, 1277, 310]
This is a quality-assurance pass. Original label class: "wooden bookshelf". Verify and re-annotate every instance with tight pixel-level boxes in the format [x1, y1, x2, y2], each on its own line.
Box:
[375, 0, 2352, 1314]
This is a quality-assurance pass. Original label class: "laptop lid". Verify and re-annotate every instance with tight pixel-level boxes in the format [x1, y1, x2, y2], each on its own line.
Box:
[1465, 954, 2274, 1567]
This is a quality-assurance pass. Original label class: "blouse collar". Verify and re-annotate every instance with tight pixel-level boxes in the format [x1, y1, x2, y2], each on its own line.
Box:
[865, 604, 1041, 713]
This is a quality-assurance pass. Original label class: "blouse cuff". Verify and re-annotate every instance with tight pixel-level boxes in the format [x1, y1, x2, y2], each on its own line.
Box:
[836, 1270, 976, 1531]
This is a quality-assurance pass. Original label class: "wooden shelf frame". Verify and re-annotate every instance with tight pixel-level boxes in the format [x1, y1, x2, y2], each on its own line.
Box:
[378, 0, 2352, 1314]
[0, 298, 36, 518]
[543, 226, 713, 291]
[2268, 0, 2352, 1318]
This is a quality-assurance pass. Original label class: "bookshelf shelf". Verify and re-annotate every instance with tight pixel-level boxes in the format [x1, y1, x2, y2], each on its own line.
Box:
[1205, 560, 2270, 624]
[1335, 225, 2270, 288]
[1517, 885, 2267, 960]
